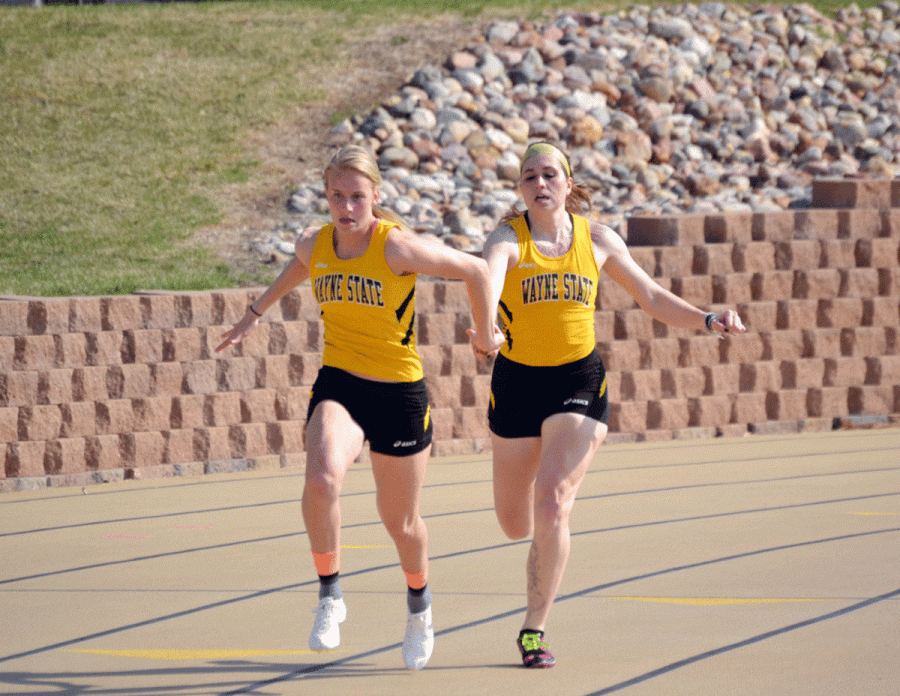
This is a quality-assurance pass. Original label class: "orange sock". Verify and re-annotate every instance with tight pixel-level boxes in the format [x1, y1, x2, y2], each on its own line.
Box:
[404, 569, 428, 591]
[312, 550, 339, 577]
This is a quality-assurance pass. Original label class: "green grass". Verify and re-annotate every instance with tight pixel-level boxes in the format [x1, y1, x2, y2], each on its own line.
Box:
[0, 0, 884, 297]
[0, 1, 351, 296]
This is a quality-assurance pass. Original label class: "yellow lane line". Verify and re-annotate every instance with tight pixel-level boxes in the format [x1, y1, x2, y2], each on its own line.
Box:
[67, 649, 346, 660]
[608, 597, 822, 606]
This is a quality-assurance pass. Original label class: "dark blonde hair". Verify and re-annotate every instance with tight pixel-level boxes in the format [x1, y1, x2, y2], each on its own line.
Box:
[500, 142, 592, 225]
[324, 145, 408, 228]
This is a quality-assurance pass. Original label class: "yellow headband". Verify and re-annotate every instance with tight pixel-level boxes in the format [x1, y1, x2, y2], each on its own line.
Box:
[521, 142, 571, 177]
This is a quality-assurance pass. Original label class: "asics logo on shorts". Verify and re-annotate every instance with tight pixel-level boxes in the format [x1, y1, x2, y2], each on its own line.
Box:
[564, 398, 589, 406]
[394, 440, 418, 448]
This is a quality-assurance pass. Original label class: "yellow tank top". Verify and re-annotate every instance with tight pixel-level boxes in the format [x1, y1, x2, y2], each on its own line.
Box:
[309, 220, 423, 382]
[498, 214, 599, 366]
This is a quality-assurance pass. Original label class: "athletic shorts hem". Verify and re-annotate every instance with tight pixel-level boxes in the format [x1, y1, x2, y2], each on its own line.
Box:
[307, 366, 433, 457]
[488, 350, 609, 439]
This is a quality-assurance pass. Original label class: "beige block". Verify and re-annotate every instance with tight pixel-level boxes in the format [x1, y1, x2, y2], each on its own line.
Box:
[57, 333, 88, 368]
[162, 429, 195, 465]
[17, 404, 62, 441]
[181, 360, 218, 395]
[775, 240, 822, 271]
[95, 400, 135, 435]
[131, 430, 166, 468]
[668, 367, 705, 399]
[71, 366, 107, 402]
[38, 369, 74, 405]
[453, 406, 489, 439]
[752, 209, 795, 242]
[84, 433, 123, 470]
[151, 362, 184, 396]
[731, 392, 768, 424]
[13, 335, 57, 371]
[793, 358, 827, 389]
[618, 369, 663, 401]
[806, 387, 849, 418]
[229, 423, 268, 458]
[69, 297, 103, 333]
[841, 268, 880, 298]
[646, 398, 690, 430]
[795, 209, 839, 240]
[738, 242, 777, 272]
[821, 239, 857, 269]
[0, 406, 18, 444]
[737, 302, 778, 332]
[125, 329, 165, 364]
[132, 396, 174, 432]
[43, 437, 86, 475]
[690, 394, 734, 427]
[4, 440, 46, 478]
[240, 389, 278, 424]
[59, 401, 98, 438]
[138, 294, 177, 330]
[704, 212, 753, 244]
[848, 385, 895, 414]
[608, 400, 647, 433]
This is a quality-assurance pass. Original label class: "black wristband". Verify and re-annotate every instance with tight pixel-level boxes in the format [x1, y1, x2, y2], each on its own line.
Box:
[704, 312, 715, 331]
[248, 304, 262, 317]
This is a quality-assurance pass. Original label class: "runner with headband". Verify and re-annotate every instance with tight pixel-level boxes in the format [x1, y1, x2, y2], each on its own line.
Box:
[476, 141, 745, 668]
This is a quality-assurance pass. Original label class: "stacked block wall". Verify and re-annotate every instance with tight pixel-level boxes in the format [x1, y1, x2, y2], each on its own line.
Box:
[2, 178, 899, 491]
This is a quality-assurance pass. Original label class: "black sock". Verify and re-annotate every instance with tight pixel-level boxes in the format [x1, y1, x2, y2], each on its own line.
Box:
[407, 584, 431, 614]
[318, 572, 342, 601]
[519, 628, 543, 639]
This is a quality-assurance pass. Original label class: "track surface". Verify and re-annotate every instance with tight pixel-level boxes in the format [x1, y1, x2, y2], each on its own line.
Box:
[2, 429, 898, 695]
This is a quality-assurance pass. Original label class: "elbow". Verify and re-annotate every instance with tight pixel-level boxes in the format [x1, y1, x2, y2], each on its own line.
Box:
[463, 255, 491, 285]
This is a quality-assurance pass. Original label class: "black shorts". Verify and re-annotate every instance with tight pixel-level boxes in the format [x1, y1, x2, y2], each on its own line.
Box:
[306, 366, 433, 456]
[488, 350, 609, 439]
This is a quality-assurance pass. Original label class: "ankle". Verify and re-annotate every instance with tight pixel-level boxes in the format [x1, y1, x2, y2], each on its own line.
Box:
[407, 584, 432, 614]
[318, 572, 342, 601]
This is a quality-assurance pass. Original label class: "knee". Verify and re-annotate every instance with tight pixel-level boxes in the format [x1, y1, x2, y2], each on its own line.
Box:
[304, 464, 341, 502]
[496, 508, 532, 541]
[533, 486, 573, 530]
[382, 513, 423, 545]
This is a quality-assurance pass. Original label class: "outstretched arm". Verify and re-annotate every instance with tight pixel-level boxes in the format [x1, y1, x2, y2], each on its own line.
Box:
[386, 229, 504, 355]
[595, 224, 746, 336]
[215, 232, 315, 352]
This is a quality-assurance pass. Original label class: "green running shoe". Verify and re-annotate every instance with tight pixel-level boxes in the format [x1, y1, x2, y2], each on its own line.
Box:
[517, 629, 556, 668]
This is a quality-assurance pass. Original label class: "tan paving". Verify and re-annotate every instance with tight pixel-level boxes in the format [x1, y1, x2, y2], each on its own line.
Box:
[1, 428, 899, 696]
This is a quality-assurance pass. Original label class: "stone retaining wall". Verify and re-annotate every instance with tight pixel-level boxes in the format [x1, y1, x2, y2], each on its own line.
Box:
[2, 178, 899, 491]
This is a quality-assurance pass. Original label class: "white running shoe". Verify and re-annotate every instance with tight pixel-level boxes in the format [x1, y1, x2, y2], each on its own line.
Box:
[402, 605, 434, 670]
[308, 596, 346, 651]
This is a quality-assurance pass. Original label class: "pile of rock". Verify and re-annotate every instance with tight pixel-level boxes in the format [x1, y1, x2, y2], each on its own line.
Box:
[271, 2, 900, 256]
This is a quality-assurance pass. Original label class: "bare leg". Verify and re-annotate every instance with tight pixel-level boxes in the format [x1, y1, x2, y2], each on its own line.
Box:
[370, 445, 432, 578]
[371, 446, 435, 670]
[302, 400, 365, 556]
[304, 400, 365, 651]
[491, 433, 542, 541]
[523, 414, 607, 632]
